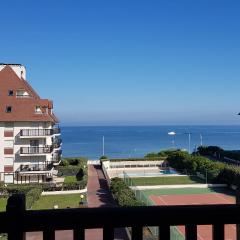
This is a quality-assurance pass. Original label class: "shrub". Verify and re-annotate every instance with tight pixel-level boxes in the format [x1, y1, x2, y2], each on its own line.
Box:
[25, 187, 42, 209]
[57, 165, 82, 176]
[110, 178, 142, 206]
[60, 157, 88, 167]
[0, 184, 42, 209]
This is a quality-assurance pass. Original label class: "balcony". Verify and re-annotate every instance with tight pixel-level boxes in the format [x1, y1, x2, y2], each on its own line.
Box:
[52, 155, 61, 165]
[53, 127, 61, 135]
[2, 194, 240, 240]
[19, 129, 53, 138]
[53, 138, 62, 149]
[15, 163, 54, 174]
[19, 146, 53, 156]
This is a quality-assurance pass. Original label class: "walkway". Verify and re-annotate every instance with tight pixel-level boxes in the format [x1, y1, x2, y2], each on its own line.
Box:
[86, 164, 128, 240]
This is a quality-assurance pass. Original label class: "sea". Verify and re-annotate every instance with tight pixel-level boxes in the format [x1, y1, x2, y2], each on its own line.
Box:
[61, 126, 240, 159]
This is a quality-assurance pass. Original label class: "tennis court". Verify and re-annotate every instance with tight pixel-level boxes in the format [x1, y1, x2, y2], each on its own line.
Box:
[144, 187, 236, 240]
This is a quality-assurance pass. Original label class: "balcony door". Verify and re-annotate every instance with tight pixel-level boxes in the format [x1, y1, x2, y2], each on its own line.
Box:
[30, 140, 39, 147]
[30, 140, 39, 154]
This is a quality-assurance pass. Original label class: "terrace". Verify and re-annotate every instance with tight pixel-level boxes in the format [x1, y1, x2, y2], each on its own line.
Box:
[2, 194, 240, 240]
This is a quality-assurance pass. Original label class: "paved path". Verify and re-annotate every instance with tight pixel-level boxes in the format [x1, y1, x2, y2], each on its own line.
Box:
[85, 164, 128, 240]
[26, 164, 128, 240]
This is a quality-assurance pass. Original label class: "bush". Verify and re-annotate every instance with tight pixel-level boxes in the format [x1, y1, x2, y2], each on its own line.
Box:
[110, 178, 142, 206]
[57, 165, 82, 176]
[25, 187, 42, 209]
[0, 184, 42, 209]
[166, 151, 225, 182]
[60, 157, 88, 167]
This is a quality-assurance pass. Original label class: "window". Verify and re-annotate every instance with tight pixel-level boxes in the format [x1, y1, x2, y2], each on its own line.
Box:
[5, 106, 12, 113]
[8, 90, 14, 96]
[35, 106, 42, 114]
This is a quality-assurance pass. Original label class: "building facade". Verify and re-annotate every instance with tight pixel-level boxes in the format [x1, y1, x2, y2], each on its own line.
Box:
[0, 64, 61, 184]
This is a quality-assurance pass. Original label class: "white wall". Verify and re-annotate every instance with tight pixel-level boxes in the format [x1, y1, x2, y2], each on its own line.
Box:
[0, 64, 26, 80]
[0, 121, 56, 175]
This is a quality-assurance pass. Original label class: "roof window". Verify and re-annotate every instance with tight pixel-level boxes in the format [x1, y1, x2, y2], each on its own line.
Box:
[8, 90, 14, 96]
[5, 106, 12, 113]
[35, 106, 42, 114]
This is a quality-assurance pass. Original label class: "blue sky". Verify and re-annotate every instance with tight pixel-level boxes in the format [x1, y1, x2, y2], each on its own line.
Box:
[1, 0, 240, 125]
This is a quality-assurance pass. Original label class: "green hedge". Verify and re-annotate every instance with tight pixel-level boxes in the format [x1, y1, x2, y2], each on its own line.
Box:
[110, 178, 142, 206]
[166, 151, 225, 182]
[60, 157, 88, 167]
[57, 165, 82, 176]
[0, 184, 42, 209]
[164, 149, 240, 187]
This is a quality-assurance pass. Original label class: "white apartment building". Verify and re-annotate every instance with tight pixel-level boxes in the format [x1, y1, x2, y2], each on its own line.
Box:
[0, 64, 62, 184]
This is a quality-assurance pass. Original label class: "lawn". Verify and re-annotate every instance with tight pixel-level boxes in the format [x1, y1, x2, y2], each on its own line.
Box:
[0, 198, 7, 212]
[128, 175, 205, 186]
[31, 194, 86, 210]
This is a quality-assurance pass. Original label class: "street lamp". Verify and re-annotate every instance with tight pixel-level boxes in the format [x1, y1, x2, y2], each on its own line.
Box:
[168, 131, 176, 149]
[80, 194, 85, 205]
[200, 134, 203, 146]
[184, 133, 192, 154]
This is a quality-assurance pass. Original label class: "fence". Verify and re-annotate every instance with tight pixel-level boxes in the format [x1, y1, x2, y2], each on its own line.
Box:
[123, 172, 185, 240]
[2, 194, 240, 240]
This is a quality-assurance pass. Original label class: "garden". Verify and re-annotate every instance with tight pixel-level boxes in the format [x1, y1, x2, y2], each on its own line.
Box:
[0, 157, 88, 212]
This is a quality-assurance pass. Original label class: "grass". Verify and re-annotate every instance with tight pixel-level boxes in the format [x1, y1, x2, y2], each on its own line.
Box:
[31, 194, 86, 210]
[0, 198, 7, 212]
[64, 176, 77, 183]
[128, 175, 205, 186]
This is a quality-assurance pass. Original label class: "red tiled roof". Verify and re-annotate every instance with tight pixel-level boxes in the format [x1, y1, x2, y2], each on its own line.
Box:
[0, 66, 59, 123]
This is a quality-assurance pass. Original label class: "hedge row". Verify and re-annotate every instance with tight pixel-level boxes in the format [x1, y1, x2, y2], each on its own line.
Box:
[197, 146, 240, 162]
[110, 178, 142, 206]
[167, 151, 225, 182]
[165, 150, 240, 187]
[0, 185, 42, 209]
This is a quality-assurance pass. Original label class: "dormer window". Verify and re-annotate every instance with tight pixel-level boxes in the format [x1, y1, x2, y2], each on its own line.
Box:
[35, 106, 42, 114]
[16, 89, 30, 98]
[8, 90, 14, 96]
[5, 106, 12, 113]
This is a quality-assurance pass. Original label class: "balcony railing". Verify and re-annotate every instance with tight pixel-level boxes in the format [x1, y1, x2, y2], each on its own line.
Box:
[16, 163, 54, 172]
[53, 127, 61, 135]
[20, 129, 53, 137]
[2, 194, 240, 240]
[20, 146, 53, 155]
[53, 138, 62, 148]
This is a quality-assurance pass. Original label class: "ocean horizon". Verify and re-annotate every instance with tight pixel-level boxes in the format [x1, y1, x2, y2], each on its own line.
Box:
[61, 125, 240, 159]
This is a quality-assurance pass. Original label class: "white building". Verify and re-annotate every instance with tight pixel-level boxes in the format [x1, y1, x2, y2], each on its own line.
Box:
[0, 64, 61, 184]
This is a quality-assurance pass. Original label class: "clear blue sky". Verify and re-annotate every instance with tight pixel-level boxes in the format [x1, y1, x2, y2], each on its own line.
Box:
[1, 0, 240, 125]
